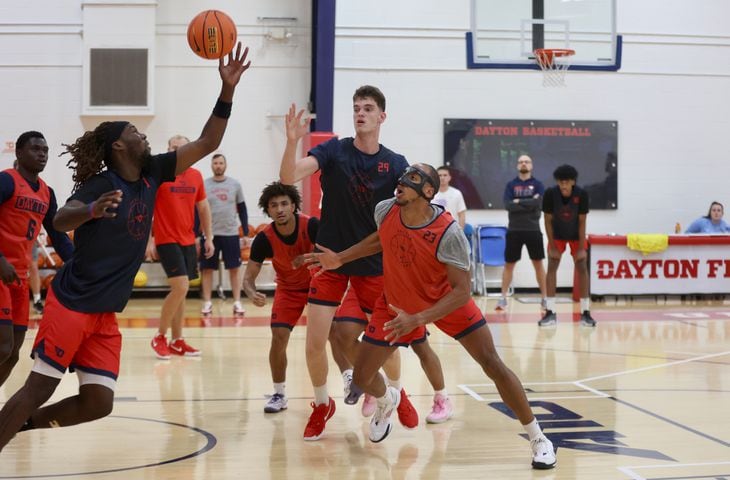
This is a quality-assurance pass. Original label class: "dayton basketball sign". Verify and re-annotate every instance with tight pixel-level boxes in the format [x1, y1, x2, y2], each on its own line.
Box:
[589, 235, 730, 295]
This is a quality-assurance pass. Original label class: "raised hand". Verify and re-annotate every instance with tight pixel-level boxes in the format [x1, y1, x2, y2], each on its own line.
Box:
[219, 42, 252, 89]
[284, 103, 311, 143]
[302, 243, 342, 276]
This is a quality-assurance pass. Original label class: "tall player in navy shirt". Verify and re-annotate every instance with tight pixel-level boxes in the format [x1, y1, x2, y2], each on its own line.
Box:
[281, 86, 435, 440]
[0, 43, 251, 452]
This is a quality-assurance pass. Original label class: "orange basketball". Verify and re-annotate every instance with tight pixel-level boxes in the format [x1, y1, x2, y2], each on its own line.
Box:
[187, 10, 237, 59]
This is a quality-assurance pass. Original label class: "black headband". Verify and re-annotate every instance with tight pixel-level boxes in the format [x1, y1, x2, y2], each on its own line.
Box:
[103, 121, 129, 159]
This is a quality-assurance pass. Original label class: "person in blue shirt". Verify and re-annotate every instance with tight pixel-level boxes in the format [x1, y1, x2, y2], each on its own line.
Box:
[685, 202, 730, 234]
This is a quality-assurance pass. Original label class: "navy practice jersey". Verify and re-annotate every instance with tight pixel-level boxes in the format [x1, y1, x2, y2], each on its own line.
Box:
[309, 137, 408, 276]
[52, 152, 176, 312]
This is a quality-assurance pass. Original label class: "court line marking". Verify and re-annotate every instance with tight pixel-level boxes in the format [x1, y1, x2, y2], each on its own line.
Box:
[576, 349, 730, 383]
[618, 460, 730, 480]
[457, 381, 609, 402]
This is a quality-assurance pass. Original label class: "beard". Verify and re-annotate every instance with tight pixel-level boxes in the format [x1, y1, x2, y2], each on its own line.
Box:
[139, 151, 153, 172]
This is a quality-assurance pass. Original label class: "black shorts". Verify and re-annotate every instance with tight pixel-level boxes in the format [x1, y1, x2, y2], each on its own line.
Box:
[504, 230, 545, 263]
[157, 243, 199, 279]
[199, 235, 242, 270]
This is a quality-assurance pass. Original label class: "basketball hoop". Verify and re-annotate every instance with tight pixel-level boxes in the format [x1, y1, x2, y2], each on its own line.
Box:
[534, 48, 575, 87]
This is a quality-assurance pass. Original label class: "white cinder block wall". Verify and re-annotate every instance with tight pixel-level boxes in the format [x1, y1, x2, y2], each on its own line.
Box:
[1, 0, 728, 289]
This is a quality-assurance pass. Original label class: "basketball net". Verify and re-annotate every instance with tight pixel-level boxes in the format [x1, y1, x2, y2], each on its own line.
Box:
[534, 49, 575, 87]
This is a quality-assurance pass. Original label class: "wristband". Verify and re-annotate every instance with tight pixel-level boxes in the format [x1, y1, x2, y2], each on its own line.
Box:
[212, 99, 232, 119]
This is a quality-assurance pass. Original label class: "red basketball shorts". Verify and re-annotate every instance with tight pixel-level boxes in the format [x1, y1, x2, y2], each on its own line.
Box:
[363, 294, 486, 347]
[32, 286, 121, 380]
[0, 278, 30, 330]
[333, 287, 368, 325]
[271, 288, 308, 330]
[307, 271, 383, 314]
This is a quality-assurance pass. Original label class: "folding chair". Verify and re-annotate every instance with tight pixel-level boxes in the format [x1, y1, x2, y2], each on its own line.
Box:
[474, 225, 512, 297]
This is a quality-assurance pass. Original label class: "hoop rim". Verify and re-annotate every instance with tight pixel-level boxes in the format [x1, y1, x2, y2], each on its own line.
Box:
[534, 48, 576, 59]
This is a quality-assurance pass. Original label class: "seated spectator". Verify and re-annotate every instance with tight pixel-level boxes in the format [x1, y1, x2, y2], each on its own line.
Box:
[685, 202, 730, 233]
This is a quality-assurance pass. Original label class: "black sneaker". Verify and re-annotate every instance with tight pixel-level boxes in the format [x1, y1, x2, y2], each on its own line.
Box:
[580, 310, 597, 327]
[345, 383, 364, 405]
[32, 300, 44, 314]
[538, 310, 557, 327]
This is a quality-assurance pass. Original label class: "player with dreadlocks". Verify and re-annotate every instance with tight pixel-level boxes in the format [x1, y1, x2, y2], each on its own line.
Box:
[0, 42, 251, 452]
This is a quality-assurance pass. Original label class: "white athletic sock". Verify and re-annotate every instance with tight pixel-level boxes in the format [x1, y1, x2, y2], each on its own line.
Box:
[273, 382, 285, 396]
[387, 377, 401, 391]
[434, 388, 448, 398]
[33, 293, 41, 303]
[546, 297, 556, 312]
[523, 418, 543, 441]
[580, 297, 590, 312]
[313, 384, 329, 406]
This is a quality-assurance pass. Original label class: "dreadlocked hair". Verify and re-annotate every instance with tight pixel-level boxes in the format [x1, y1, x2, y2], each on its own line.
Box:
[61, 122, 115, 192]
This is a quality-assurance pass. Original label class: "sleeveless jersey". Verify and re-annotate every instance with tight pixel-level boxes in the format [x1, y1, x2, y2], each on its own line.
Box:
[0, 169, 50, 277]
[261, 214, 314, 290]
[379, 203, 456, 313]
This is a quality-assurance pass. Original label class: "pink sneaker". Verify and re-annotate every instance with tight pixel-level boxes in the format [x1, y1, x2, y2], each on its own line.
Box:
[361, 393, 377, 417]
[151, 334, 170, 360]
[426, 394, 454, 424]
[169, 338, 201, 357]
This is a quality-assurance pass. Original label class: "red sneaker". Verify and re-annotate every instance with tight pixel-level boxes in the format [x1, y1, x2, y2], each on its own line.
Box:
[151, 334, 170, 360]
[397, 388, 419, 429]
[169, 338, 201, 357]
[303, 397, 336, 441]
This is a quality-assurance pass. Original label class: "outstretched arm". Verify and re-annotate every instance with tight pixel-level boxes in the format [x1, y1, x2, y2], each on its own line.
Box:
[175, 43, 252, 174]
[304, 232, 382, 272]
[279, 103, 319, 184]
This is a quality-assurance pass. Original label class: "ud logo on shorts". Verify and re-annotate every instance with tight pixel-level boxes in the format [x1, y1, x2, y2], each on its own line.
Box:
[368, 325, 376, 334]
[55, 346, 65, 358]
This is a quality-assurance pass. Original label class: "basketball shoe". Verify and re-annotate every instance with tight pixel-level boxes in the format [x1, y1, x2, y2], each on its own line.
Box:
[264, 393, 288, 413]
[538, 310, 557, 327]
[362, 393, 377, 417]
[32, 300, 44, 314]
[530, 435, 557, 469]
[303, 397, 336, 441]
[426, 393, 454, 424]
[369, 386, 400, 443]
[151, 334, 171, 360]
[200, 301, 213, 316]
[580, 310, 597, 327]
[169, 338, 201, 357]
[233, 301, 245, 316]
[495, 297, 508, 311]
[396, 388, 418, 428]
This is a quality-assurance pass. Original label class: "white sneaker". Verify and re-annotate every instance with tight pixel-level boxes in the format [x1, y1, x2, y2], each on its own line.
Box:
[342, 370, 353, 398]
[233, 301, 245, 316]
[361, 393, 377, 417]
[530, 436, 557, 469]
[201, 301, 213, 315]
[369, 386, 400, 443]
[264, 393, 288, 413]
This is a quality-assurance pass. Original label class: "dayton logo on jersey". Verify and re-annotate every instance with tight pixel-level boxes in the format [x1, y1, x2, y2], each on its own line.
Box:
[127, 199, 150, 240]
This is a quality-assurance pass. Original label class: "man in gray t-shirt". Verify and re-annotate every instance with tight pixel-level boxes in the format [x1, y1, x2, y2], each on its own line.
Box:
[200, 153, 250, 317]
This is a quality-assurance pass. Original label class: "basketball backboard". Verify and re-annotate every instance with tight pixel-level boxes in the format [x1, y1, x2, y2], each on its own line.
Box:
[467, 0, 621, 71]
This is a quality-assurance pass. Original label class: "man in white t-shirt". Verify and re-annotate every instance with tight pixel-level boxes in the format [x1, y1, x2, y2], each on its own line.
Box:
[433, 166, 467, 227]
